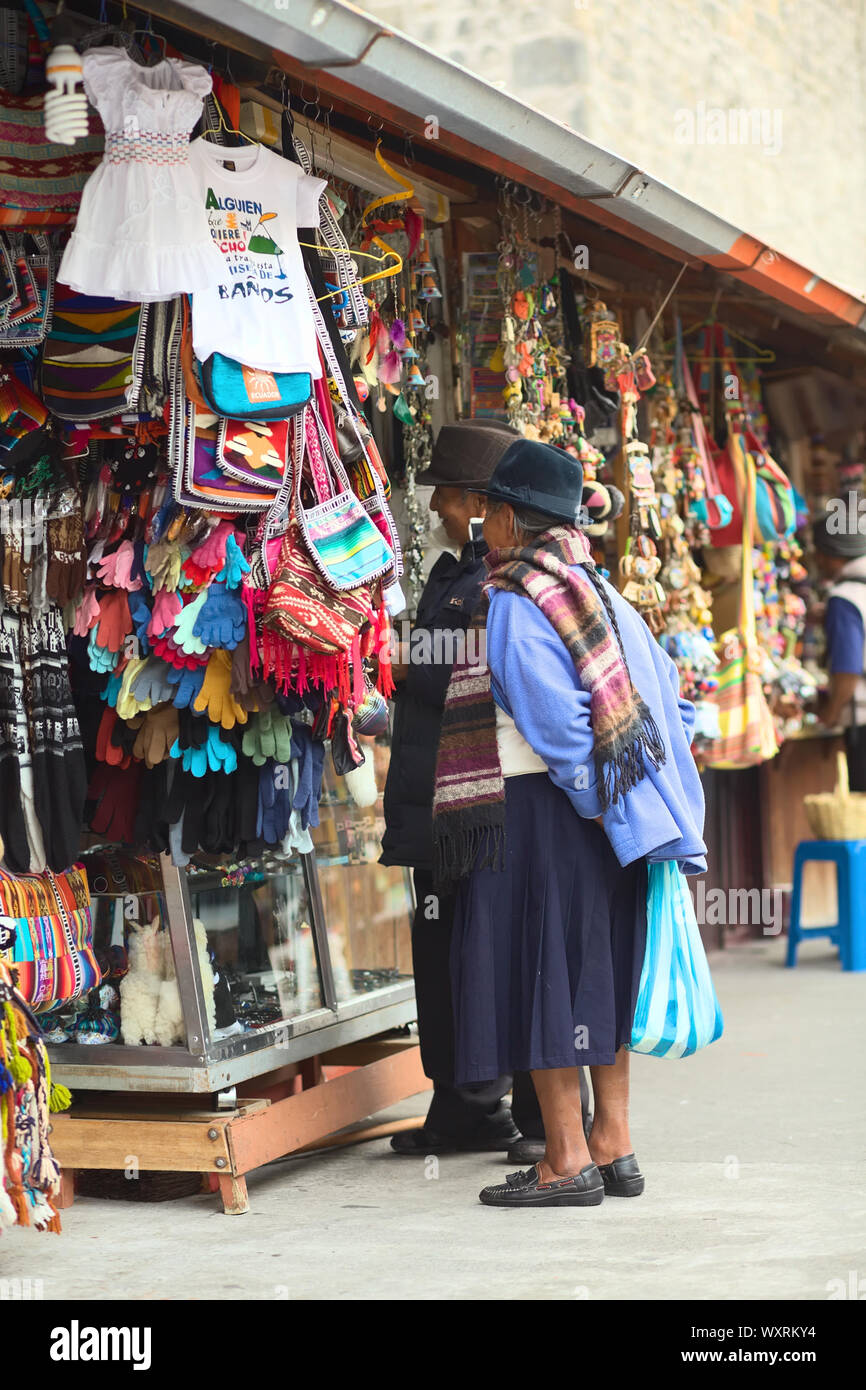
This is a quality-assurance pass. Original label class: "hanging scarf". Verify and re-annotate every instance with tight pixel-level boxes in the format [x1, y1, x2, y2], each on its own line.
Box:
[432, 525, 666, 888]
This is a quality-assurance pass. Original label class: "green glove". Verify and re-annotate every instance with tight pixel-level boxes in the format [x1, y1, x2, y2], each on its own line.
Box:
[171, 590, 209, 656]
[241, 709, 294, 766]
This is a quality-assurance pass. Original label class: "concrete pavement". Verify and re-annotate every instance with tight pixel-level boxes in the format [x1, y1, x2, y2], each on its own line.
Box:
[3, 935, 864, 1300]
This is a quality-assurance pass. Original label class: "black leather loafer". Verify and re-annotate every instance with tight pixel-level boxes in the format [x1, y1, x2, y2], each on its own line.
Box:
[596, 1153, 645, 1197]
[479, 1163, 604, 1207]
[391, 1124, 519, 1156]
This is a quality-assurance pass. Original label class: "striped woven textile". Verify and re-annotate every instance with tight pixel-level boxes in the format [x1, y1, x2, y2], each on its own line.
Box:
[0, 88, 103, 214]
[41, 285, 140, 420]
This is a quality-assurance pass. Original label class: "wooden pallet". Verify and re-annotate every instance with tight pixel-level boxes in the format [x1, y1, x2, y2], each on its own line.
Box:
[51, 1041, 430, 1215]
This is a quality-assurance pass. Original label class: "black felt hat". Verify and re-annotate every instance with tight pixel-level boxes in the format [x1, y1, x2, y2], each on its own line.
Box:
[415, 418, 521, 489]
[475, 438, 585, 524]
[813, 512, 866, 559]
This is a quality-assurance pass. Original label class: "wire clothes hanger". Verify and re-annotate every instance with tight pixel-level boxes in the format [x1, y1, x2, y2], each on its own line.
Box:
[659, 316, 775, 364]
[300, 140, 409, 302]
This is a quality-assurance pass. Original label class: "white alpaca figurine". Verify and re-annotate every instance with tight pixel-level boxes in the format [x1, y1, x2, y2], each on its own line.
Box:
[119, 919, 164, 1046]
[153, 917, 216, 1048]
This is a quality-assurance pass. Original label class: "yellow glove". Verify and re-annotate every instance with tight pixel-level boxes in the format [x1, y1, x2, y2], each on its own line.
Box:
[115, 656, 151, 721]
[192, 648, 249, 730]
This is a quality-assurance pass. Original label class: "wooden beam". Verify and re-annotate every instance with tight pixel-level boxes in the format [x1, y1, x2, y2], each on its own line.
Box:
[226, 1046, 430, 1176]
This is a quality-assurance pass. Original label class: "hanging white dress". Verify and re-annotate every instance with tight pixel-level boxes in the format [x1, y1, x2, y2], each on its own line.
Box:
[57, 47, 224, 302]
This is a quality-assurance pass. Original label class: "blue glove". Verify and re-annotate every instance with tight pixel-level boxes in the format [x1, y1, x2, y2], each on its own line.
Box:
[192, 582, 246, 651]
[131, 656, 174, 707]
[216, 534, 251, 590]
[257, 760, 292, 844]
[206, 723, 238, 774]
[166, 662, 206, 710]
[291, 724, 326, 829]
[102, 671, 123, 707]
[127, 589, 152, 656]
[130, 539, 148, 592]
[88, 627, 118, 675]
[169, 737, 208, 778]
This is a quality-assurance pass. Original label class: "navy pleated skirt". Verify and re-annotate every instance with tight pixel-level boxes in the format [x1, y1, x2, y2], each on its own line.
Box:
[450, 773, 648, 1082]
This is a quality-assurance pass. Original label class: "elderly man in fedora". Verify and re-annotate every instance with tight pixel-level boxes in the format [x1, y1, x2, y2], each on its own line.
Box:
[381, 419, 592, 1160]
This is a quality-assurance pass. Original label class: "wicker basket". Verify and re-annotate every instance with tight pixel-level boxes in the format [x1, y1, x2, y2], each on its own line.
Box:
[804, 751, 866, 840]
[75, 1170, 203, 1203]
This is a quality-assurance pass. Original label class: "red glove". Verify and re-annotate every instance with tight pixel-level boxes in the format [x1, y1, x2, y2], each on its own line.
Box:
[87, 761, 142, 843]
[95, 706, 131, 767]
[95, 589, 132, 653]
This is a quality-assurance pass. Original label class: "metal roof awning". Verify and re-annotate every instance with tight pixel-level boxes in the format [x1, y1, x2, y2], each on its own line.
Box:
[143, 0, 866, 345]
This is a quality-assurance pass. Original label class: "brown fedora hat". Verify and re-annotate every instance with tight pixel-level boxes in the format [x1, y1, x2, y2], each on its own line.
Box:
[415, 418, 521, 489]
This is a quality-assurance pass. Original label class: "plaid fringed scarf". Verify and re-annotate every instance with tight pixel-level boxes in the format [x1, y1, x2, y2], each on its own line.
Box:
[432, 525, 666, 889]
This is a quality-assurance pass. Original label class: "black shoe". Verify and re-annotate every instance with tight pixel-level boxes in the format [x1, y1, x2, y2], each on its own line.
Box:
[506, 1136, 546, 1165]
[479, 1163, 604, 1208]
[390, 1123, 520, 1156]
[596, 1152, 644, 1197]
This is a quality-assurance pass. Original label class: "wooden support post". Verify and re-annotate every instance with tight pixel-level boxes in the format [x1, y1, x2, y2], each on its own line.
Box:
[55, 1169, 76, 1210]
[218, 1173, 249, 1216]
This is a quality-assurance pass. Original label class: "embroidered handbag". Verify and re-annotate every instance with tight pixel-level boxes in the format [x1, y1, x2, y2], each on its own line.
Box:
[262, 520, 374, 656]
[199, 350, 312, 422]
[217, 416, 288, 491]
[297, 404, 395, 591]
[0, 861, 101, 1011]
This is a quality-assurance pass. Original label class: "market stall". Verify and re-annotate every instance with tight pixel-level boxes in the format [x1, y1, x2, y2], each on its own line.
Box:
[2, 0, 865, 1232]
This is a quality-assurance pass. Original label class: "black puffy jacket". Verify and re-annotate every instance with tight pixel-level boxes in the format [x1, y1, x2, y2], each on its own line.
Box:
[380, 539, 486, 870]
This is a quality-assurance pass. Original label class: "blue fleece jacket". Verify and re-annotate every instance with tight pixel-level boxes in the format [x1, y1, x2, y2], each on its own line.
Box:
[486, 568, 708, 874]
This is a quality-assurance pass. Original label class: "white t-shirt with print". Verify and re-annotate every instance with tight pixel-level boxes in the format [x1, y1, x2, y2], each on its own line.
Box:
[188, 139, 327, 377]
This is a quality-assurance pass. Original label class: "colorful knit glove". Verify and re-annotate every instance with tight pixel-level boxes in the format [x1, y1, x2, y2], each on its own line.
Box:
[130, 656, 175, 710]
[148, 587, 181, 639]
[191, 519, 234, 573]
[242, 709, 294, 766]
[72, 585, 100, 638]
[169, 737, 208, 779]
[132, 704, 179, 769]
[88, 626, 120, 675]
[192, 649, 249, 730]
[205, 723, 238, 774]
[97, 540, 141, 592]
[192, 582, 246, 651]
[101, 671, 123, 707]
[95, 589, 132, 653]
[127, 589, 152, 656]
[256, 760, 292, 844]
[171, 590, 209, 656]
[216, 534, 251, 590]
[115, 656, 152, 720]
[166, 662, 206, 710]
[144, 538, 183, 593]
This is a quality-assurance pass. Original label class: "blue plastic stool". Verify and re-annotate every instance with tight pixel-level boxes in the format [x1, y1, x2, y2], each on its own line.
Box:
[787, 840, 866, 971]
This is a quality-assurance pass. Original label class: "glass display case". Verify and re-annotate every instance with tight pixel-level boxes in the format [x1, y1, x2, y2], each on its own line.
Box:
[48, 735, 416, 1095]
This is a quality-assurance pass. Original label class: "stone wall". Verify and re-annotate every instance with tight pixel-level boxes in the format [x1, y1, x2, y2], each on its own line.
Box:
[366, 0, 866, 296]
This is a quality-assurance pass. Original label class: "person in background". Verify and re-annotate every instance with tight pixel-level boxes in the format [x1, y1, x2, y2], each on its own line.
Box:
[381, 419, 590, 1161]
[432, 439, 706, 1207]
[814, 517, 866, 787]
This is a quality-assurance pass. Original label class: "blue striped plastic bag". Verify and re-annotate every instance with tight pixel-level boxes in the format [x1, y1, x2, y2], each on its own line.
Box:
[628, 861, 724, 1058]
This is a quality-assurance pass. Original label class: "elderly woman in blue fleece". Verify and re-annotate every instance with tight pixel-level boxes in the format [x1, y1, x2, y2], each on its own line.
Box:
[431, 438, 706, 1209]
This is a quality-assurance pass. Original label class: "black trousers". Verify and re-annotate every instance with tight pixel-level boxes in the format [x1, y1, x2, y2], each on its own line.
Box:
[411, 869, 544, 1139]
[845, 724, 866, 792]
